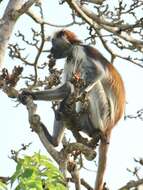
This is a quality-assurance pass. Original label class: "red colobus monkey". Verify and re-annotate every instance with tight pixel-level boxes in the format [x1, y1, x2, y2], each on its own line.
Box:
[20, 29, 125, 190]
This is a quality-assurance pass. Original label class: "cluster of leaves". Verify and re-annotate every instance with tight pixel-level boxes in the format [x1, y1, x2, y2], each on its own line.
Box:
[0, 153, 67, 190]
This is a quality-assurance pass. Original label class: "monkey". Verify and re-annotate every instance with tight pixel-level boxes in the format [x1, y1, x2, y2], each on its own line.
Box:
[19, 29, 125, 190]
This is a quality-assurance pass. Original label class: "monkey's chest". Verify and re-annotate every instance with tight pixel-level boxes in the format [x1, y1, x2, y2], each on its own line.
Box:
[66, 60, 94, 86]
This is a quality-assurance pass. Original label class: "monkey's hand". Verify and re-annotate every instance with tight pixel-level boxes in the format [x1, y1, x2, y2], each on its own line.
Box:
[76, 91, 89, 113]
[18, 90, 35, 105]
[76, 91, 87, 103]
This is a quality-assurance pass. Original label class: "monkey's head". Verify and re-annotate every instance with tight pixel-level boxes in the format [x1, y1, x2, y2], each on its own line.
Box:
[50, 29, 81, 59]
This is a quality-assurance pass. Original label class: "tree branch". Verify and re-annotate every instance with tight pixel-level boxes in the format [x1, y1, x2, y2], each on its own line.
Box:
[0, 0, 37, 68]
[82, 0, 105, 5]
[118, 178, 143, 190]
[65, 0, 143, 52]
[24, 96, 60, 163]
[27, 9, 85, 27]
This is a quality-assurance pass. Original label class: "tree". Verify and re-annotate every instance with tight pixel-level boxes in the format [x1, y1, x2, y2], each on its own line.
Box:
[0, 0, 143, 189]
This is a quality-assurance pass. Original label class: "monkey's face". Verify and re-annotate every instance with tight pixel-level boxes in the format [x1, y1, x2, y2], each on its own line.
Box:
[50, 31, 72, 59]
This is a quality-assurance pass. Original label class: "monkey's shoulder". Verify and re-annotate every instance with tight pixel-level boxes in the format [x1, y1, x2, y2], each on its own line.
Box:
[83, 45, 123, 81]
[83, 45, 110, 66]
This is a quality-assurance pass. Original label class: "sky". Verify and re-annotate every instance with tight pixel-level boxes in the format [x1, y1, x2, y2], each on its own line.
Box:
[0, 0, 143, 190]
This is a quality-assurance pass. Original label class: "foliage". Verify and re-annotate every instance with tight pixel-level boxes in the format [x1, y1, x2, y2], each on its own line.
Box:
[10, 153, 67, 190]
[0, 181, 7, 190]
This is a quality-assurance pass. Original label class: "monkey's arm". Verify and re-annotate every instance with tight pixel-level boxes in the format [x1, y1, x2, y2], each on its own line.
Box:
[20, 82, 74, 103]
[83, 62, 105, 94]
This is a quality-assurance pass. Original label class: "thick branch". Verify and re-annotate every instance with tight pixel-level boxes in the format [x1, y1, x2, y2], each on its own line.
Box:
[16, 0, 38, 16]
[69, 163, 81, 190]
[0, 0, 36, 67]
[25, 96, 60, 163]
[0, 176, 10, 183]
[61, 143, 96, 161]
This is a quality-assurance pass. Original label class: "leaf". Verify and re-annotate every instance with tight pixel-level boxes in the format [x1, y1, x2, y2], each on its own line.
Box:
[10, 153, 67, 190]
[11, 161, 23, 186]
[22, 168, 34, 178]
[0, 181, 7, 190]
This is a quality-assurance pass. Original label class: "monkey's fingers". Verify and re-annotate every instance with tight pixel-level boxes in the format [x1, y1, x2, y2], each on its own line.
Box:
[18, 91, 34, 105]
[76, 91, 87, 102]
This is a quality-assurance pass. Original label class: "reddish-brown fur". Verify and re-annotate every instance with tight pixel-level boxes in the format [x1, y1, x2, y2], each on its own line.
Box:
[64, 30, 81, 44]
[108, 63, 125, 126]
[84, 45, 125, 131]
[62, 30, 125, 190]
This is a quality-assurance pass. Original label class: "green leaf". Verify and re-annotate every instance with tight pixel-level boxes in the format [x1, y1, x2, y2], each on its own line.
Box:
[22, 168, 34, 178]
[0, 181, 7, 190]
[10, 153, 68, 190]
[11, 161, 23, 186]
[25, 179, 43, 190]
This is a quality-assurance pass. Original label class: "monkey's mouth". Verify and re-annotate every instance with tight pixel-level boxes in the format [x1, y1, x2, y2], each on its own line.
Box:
[49, 47, 69, 59]
[48, 47, 59, 59]
[49, 47, 62, 59]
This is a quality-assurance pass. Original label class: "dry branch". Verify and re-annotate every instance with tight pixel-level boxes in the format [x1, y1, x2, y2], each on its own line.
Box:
[83, 0, 105, 5]
[118, 179, 143, 190]
[0, 0, 38, 67]
[65, 0, 143, 52]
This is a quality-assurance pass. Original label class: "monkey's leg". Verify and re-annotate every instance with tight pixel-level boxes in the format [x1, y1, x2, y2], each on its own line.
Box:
[41, 118, 65, 147]
[52, 119, 66, 146]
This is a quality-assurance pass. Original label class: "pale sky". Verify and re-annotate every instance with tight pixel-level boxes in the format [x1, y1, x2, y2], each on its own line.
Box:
[0, 0, 143, 190]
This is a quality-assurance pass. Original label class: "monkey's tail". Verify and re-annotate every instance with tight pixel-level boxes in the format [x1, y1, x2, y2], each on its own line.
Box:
[95, 137, 110, 190]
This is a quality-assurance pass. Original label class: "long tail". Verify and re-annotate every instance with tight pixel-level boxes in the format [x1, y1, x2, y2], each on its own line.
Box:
[95, 139, 109, 190]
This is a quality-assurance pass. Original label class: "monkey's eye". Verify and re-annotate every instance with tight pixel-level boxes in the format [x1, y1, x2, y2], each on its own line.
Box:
[56, 31, 64, 38]
[51, 38, 61, 49]
[51, 38, 54, 44]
